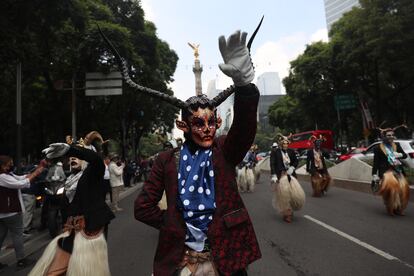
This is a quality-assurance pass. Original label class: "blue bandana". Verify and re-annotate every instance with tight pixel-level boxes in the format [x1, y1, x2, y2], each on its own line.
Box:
[178, 143, 216, 251]
[384, 143, 402, 171]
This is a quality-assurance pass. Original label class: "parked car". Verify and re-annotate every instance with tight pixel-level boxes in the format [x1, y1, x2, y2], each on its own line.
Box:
[338, 147, 367, 162]
[351, 140, 414, 168]
[256, 151, 270, 161]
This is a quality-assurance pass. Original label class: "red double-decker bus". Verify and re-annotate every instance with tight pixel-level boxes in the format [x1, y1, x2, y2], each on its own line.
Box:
[288, 130, 334, 151]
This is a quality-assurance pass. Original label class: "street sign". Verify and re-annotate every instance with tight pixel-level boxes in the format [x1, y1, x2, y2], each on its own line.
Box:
[85, 72, 122, 96]
[334, 94, 356, 110]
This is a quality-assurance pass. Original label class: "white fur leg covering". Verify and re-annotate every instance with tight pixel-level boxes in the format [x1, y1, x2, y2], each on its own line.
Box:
[288, 176, 306, 211]
[273, 176, 291, 213]
[246, 168, 255, 192]
[29, 231, 71, 276]
[66, 231, 111, 276]
[238, 168, 247, 192]
[273, 175, 305, 213]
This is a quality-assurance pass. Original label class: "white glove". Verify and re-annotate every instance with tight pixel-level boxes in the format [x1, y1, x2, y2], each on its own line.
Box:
[394, 152, 403, 158]
[218, 30, 254, 86]
[42, 143, 70, 159]
[271, 174, 278, 183]
[287, 166, 295, 176]
[372, 174, 380, 183]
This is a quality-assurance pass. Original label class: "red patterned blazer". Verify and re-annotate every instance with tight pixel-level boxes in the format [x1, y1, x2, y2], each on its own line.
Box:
[134, 84, 262, 276]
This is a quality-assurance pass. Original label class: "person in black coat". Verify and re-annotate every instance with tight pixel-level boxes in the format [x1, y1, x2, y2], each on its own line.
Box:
[306, 135, 331, 197]
[30, 131, 114, 276]
[271, 142, 298, 180]
[270, 134, 305, 223]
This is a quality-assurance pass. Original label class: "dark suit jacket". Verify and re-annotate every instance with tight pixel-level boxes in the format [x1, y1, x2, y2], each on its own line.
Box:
[270, 148, 298, 179]
[134, 84, 261, 276]
[64, 146, 115, 232]
[306, 149, 328, 174]
[372, 143, 407, 177]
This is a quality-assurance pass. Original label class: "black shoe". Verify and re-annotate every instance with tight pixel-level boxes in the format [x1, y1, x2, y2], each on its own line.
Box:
[16, 258, 35, 271]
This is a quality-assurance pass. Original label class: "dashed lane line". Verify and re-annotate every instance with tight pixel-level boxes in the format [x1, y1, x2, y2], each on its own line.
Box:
[304, 215, 414, 271]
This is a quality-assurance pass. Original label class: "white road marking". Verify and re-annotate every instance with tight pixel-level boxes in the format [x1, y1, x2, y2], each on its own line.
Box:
[304, 215, 414, 270]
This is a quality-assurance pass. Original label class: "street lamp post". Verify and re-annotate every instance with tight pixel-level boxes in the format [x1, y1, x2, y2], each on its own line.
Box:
[71, 75, 77, 141]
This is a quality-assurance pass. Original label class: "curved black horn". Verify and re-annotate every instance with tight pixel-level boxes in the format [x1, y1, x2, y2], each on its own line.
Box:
[247, 15, 264, 51]
[97, 25, 188, 110]
[210, 85, 236, 107]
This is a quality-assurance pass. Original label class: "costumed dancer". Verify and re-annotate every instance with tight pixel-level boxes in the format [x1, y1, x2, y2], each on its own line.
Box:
[372, 127, 409, 216]
[270, 134, 305, 223]
[30, 131, 114, 276]
[99, 18, 264, 276]
[252, 144, 261, 183]
[238, 145, 258, 193]
[306, 135, 331, 197]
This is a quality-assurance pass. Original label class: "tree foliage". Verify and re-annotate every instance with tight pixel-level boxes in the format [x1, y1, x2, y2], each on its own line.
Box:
[0, 0, 179, 160]
[268, 0, 414, 146]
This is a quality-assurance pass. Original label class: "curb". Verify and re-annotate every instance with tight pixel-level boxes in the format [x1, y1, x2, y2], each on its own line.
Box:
[295, 173, 414, 202]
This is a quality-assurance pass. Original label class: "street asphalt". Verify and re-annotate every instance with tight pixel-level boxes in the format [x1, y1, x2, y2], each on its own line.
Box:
[2, 173, 414, 275]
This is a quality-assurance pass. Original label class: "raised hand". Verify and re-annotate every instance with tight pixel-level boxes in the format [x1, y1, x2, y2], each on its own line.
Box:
[218, 30, 254, 86]
[42, 143, 70, 159]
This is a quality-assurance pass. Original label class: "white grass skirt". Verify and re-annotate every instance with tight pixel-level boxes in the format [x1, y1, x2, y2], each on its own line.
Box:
[29, 230, 111, 276]
[273, 175, 305, 213]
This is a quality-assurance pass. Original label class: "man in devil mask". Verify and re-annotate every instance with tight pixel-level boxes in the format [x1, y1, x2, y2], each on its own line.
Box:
[372, 128, 409, 215]
[98, 20, 264, 275]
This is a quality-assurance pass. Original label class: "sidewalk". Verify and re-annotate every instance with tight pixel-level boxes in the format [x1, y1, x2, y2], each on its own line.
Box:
[0, 182, 143, 266]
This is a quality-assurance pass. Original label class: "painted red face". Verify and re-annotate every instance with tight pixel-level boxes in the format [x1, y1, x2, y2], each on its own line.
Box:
[189, 108, 217, 148]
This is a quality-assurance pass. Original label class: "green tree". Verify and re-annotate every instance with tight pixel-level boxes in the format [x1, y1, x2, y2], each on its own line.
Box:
[0, 0, 178, 160]
[268, 0, 414, 147]
[269, 42, 337, 134]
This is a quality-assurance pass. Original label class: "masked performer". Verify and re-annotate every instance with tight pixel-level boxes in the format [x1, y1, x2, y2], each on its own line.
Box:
[30, 131, 114, 276]
[237, 145, 257, 193]
[372, 128, 409, 216]
[99, 19, 263, 276]
[270, 134, 305, 223]
[306, 135, 331, 197]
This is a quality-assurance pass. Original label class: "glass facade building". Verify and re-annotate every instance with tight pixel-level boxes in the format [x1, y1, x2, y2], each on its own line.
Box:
[324, 0, 360, 31]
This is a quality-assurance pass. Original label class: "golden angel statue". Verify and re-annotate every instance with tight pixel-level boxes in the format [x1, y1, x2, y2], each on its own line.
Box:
[188, 42, 200, 59]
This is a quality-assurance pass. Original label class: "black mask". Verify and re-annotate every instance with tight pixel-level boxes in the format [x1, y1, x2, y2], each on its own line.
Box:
[7, 165, 15, 173]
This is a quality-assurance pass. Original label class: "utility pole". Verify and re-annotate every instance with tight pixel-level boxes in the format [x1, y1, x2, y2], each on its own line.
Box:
[16, 63, 22, 173]
[71, 74, 77, 141]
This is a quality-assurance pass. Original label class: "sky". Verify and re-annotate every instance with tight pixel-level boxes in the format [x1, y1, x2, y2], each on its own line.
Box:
[140, 0, 329, 100]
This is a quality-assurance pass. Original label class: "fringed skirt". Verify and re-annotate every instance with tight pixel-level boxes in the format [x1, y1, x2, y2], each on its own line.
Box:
[237, 166, 255, 192]
[29, 230, 111, 276]
[311, 171, 331, 196]
[378, 170, 410, 214]
[273, 175, 306, 213]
